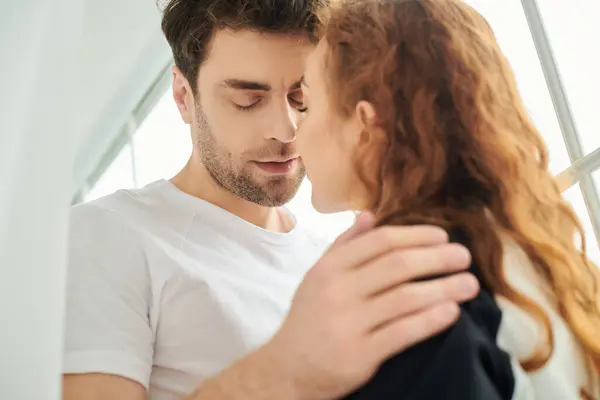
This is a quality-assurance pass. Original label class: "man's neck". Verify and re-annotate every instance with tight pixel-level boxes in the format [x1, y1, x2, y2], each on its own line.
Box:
[170, 158, 295, 233]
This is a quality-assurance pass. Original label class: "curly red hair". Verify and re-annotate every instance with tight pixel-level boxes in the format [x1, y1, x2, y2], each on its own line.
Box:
[319, 0, 600, 390]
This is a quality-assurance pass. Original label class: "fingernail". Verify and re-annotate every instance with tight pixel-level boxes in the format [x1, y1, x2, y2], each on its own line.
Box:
[358, 212, 374, 224]
[454, 246, 471, 264]
[440, 302, 460, 318]
[462, 275, 479, 292]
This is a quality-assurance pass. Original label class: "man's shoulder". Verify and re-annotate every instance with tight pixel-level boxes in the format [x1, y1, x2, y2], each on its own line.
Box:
[70, 181, 191, 239]
[67, 183, 191, 285]
[71, 191, 131, 224]
[72, 181, 161, 219]
[68, 190, 150, 258]
[71, 189, 145, 240]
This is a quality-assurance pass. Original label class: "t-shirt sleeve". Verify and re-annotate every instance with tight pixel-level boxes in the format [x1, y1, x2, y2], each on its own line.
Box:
[62, 204, 154, 389]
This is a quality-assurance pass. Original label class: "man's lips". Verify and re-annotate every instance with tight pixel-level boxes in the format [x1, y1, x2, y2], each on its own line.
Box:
[252, 157, 299, 174]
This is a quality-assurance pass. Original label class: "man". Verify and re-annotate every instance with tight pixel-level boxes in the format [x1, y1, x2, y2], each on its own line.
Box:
[62, 0, 478, 399]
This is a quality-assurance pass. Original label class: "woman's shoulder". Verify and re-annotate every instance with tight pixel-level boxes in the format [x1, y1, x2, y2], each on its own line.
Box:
[495, 237, 596, 399]
[449, 229, 595, 398]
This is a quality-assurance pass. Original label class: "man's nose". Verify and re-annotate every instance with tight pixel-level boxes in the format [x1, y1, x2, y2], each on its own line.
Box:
[263, 102, 297, 143]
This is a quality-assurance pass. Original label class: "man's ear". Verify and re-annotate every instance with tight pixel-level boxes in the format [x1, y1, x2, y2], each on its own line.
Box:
[172, 65, 194, 125]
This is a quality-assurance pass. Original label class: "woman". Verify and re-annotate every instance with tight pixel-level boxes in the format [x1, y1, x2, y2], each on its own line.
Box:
[296, 0, 600, 398]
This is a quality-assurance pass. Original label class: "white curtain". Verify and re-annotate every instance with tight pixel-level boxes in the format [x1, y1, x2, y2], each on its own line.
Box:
[0, 1, 83, 398]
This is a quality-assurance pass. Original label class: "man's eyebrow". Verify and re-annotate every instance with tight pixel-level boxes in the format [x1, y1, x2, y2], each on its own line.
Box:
[221, 79, 271, 91]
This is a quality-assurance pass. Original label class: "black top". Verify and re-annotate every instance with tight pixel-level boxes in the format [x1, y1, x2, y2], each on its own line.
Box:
[344, 230, 516, 400]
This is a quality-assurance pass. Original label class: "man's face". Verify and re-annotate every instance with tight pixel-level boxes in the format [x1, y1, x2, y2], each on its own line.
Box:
[175, 29, 313, 206]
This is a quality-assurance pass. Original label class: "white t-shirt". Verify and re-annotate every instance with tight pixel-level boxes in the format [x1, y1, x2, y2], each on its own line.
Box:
[63, 180, 330, 399]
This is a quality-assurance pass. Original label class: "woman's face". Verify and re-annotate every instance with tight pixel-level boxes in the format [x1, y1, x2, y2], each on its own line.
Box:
[297, 41, 365, 213]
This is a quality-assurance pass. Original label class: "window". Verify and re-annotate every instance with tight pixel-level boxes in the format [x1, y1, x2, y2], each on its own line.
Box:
[133, 90, 192, 188]
[536, 0, 600, 154]
[468, 0, 572, 175]
[84, 143, 135, 203]
[562, 184, 600, 264]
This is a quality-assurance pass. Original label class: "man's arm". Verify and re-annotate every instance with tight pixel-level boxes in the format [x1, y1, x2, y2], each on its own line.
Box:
[185, 214, 478, 400]
[62, 205, 154, 400]
[63, 374, 146, 400]
[184, 342, 300, 400]
[61, 340, 298, 400]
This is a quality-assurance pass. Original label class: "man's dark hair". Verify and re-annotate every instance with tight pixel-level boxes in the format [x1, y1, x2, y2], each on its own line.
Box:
[160, 0, 327, 93]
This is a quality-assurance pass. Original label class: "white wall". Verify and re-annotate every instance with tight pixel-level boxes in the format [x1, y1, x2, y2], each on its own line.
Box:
[0, 1, 82, 398]
[1, 1, 171, 397]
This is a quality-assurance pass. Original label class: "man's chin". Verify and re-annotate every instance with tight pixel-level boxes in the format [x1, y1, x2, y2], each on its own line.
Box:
[263, 178, 304, 204]
[249, 173, 303, 206]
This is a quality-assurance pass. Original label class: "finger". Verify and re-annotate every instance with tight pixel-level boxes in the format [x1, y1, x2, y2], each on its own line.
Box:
[330, 212, 375, 249]
[367, 302, 461, 363]
[350, 243, 472, 297]
[322, 225, 450, 272]
[360, 273, 478, 331]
